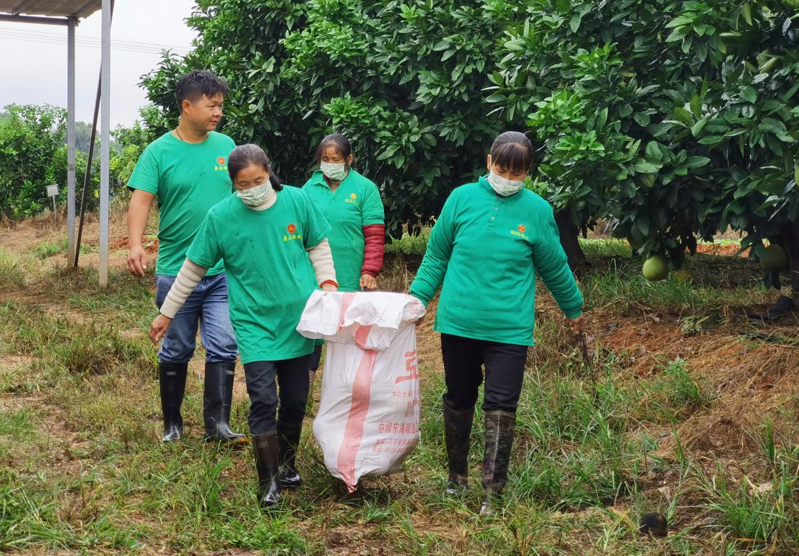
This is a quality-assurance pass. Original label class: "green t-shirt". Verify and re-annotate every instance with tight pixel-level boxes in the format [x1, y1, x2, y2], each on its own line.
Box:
[127, 131, 236, 276]
[302, 169, 384, 292]
[186, 186, 331, 364]
[410, 177, 583, 346]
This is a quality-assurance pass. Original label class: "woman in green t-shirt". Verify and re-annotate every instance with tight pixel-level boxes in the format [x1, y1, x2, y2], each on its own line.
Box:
[409, 131, 585, 515]
[148, 144, 338, 508]
[302, 134, 386, 391]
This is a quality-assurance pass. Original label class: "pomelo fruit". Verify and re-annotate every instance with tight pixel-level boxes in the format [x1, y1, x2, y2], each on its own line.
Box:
[760, 244, 788, 271]
[643, 255, 669, 281]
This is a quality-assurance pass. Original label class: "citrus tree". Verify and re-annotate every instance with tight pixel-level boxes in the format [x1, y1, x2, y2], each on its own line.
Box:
[491, 0, 799, 279]
[0, 104, 67, 218]
[140, 0, 523, 234]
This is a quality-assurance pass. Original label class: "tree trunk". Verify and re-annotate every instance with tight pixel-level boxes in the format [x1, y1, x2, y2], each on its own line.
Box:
[781, 222, 799, 296]
[555, 210, 586, 273]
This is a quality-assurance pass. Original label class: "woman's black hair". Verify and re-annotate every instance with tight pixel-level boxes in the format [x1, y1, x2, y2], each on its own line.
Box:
[490, 131, 534, 174]
[315, 133, 353, 164]
[227, 144, 283, 191]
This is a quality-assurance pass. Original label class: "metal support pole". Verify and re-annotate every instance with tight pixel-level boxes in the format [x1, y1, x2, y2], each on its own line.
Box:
[99, 0, 111, 287]
[74, 76, 100, 270]
[67, 17, 76, 265]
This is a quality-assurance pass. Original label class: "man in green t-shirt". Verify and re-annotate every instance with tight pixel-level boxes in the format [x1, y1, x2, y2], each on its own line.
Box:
[127, 70, 244, 444]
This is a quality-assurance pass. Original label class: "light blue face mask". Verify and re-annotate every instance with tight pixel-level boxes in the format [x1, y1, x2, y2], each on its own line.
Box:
[320, 161, 348, 182]
[237, 182, 273, 207]
[488, 171, 525, 197]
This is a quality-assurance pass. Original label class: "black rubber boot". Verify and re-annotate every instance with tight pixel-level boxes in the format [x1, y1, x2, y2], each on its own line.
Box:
[480, 410, 516, 516]
[252, 431, 282, 507]
[159, 362, 187, 443]
[277, 420, 303, 488]
[203, 362, 247, 444]
[443, 402, 474, 495]
[747, 295, 796, 323]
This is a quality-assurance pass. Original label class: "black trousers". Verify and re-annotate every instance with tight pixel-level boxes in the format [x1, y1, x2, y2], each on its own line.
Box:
[441, 334, 529, 412]
[308, 344, 323, 372]
[243, 355, 310, 435]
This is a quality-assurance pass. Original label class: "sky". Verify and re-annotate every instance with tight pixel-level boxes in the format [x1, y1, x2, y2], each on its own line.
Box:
[0, 0, 198, 127]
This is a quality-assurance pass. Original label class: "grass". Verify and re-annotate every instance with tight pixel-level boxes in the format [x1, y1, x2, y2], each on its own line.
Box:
[0, 234, 798, 554]
[33, 236, 95, 260]
[579, 256, 769, 315]
[0, 248, 24, 288]
[699, 458, 795, 546]
[641, 358, 713, 423]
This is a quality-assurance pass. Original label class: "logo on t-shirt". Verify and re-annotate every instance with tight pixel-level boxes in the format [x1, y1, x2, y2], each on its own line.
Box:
[511, 224, 529, 240]
[345, 192, 360, 206]
[214, 156, 228, 172]
[284, 223, 302, 243]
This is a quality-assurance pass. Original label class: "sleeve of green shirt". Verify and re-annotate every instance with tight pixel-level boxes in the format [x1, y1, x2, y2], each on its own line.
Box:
[361, 183, 385, 226]
[409, 194, 457, 307]
[532, 204, 584, 319]
[186, 213, 223, 270]
[127, 146, 160, 195]
[301, 190, 332, 249]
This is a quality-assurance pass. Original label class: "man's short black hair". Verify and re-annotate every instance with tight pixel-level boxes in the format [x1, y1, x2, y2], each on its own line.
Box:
[175, 70, 229, 113]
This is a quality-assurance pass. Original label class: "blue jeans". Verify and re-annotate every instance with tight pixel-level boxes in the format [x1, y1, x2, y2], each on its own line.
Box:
[155, 273, 238, 364]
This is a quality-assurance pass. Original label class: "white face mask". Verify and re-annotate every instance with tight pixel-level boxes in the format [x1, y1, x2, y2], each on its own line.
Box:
[237, 182, 273, 207]
[320, 161, 348, 182]
[488, 171, 525, 197]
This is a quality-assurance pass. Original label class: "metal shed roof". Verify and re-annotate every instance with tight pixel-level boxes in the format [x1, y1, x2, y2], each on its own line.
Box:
[0, 0, 101, 20]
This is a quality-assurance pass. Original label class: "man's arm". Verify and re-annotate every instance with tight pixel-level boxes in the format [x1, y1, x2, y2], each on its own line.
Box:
[127, 189, 156, 277]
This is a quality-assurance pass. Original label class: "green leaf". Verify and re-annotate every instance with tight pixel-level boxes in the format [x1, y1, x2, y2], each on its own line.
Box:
[637, 215, 651, 236]
[681, 35, 693, 54]
[691, 117, 708, 137]
[698, 135, 725, 146]
[666, 16, 694, 29]
[685, 156, 711, 169]
[674, 107, 694, 126]
[690, 94, 702, 117]
[742, 86, 758, 104]
[645, 141, 664, 161]
[634, 112, 651, 127]
[570, 15, 581, 33]
[742, 3, 753, 26]
[620, 179, 636, 198]
[488, 72, 504, 86]
[666, 27, 688, 43]
[649, 122, 673, 139]
[555, 0, 571, 13]
[634, 162, 661, 174]
[596, 108, 608, 131]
